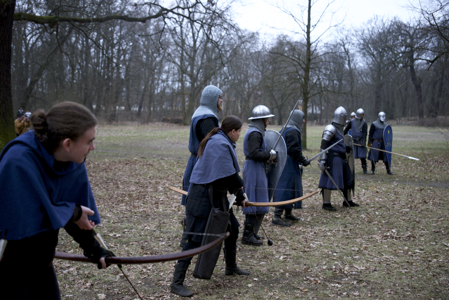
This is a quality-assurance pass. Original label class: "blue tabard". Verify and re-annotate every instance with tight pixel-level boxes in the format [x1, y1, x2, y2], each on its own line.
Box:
[241, 127, 269, 215]
[273, 127, 303, 209]
[318, 132, 351, 190]
[0, 131, 100, 240]
[350, 119, 367, 159]
[181, 114, 218, 205]
[368, 126, 387, 163]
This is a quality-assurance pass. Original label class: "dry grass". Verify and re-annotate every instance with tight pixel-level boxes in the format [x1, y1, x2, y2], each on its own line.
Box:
[55, 123, 449, 299]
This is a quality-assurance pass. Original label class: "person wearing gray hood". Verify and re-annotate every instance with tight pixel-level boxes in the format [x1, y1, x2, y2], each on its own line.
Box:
[241, 105, 276, 246]
[179, 85, 223, 247]
[272, 109, 310, 226]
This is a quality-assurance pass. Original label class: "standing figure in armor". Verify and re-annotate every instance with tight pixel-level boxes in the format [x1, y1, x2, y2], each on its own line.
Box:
[318, 107, 359, 211]
[368, 112, 394, 175]
[272, 109, 310, 226]
[181, 85, 223, 205]
[170, 116, 249, 297]
[179, 85, 223, 247]
[241, 105, 276, 245]
[350, 112, 356, 121]
[344, 108, 368, 174]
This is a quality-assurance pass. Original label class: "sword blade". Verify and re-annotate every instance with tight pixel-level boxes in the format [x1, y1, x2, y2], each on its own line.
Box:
[307, 139, 344, 163]
[272, 100, 300, 151]
[354, 144, 420, 161]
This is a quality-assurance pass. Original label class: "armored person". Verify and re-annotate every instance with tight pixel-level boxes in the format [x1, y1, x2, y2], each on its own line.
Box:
[181, 85, 223, 205]
[241, 105, 276, 246]
[368, 112, 394, 175]
[272, 109, 310, 226]
[344, 108, 368, 174]
[318, 106, 359, 211]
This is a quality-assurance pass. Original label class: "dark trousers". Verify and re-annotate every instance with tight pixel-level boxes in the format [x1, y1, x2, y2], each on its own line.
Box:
[0, 230, 61, 300]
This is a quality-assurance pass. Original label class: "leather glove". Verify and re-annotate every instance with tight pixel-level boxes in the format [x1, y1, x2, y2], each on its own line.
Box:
[346, 146, 352, 153]
[85, 248, 117, 269]
[368, 143, 372, 147]
[318, 160, 327, 171]
[268, 149, 277, 162]
[302, 160, 310, 167]
[235, 189, 245, 206]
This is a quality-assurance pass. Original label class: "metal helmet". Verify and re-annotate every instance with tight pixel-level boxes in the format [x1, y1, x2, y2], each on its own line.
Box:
[332, 106, 347, 125]
[356, 108, 364, 119]
[248, 105, 275, 120]
[378, 111, 386, 122]
[350, 112, 356, 118]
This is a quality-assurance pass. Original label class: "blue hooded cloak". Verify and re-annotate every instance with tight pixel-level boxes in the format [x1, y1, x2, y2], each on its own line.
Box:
[0, 131, 100, 240]
[189, 130, 240, 185]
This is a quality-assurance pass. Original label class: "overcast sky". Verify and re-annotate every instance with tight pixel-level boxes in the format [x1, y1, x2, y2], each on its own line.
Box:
[232, 0, 421, 40]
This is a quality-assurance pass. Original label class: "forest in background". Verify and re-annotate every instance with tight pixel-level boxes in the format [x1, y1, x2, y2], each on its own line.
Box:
[4, 1, 449, 134]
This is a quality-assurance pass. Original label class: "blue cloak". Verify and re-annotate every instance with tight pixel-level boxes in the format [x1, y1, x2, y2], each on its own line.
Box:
[368, 125, 388, 163]
[350, 119, 367, 158]
[181, 114, 219, 205]
[0, 131, 100, 240]
[189, 130, 240, 185]
[242, 127, 269, 215]
[273, 127, 303, 209]
[318, 132, 350, 190]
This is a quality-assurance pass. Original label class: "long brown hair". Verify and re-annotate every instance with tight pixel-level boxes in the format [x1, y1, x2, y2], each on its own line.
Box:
[31, 102, 97, 152]
[197, 115, 242, 158]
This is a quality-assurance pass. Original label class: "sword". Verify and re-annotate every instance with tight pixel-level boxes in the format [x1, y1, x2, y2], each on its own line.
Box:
[354, 144, 419, 161]
[323, 169, 351, 207]
[306, 139, 344, 164]
[271, 100, 300, 151]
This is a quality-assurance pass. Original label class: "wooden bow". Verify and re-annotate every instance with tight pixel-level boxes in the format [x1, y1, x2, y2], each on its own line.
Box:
[54, 232, 229, 264]
[167, 186, 320, 207]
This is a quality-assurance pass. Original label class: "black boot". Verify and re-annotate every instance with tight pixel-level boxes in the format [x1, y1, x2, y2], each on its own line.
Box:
[362, 164, 368, 174]
[284, 209, 300, 221]
[271, 215, 291, 226]
[242, 222, 263, 246]
[386, 163, 394, 175]
[170, 261, 193, 297]
[369, 161, 375, 175]
[224, 247, 250, 275]
[253, 214, 264, 240]
[343, 200, 360, 207]
[322, 203, 336, 211]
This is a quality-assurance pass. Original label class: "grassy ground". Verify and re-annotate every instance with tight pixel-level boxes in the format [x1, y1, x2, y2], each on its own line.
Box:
[55, 123, 449, 299]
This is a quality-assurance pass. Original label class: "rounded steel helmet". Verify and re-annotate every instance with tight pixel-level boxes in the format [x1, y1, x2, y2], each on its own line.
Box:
[356, 108, 364, 119]
[378, 111, 386, 122]
[350, 112, 356, 118]
[248, 105, 275, 120]
[332, 106, 347, 125]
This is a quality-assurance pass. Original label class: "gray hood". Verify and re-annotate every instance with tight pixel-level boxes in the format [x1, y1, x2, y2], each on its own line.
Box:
[192, 85, 222, 119]
[248, 119, 266, 137]
[286, 109, 304, 134]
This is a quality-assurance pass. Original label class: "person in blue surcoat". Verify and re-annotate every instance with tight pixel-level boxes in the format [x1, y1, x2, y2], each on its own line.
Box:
[179, 85, 223, 247]
[368, 111, 394, 175]
[182, 85, 223, 204]
[241, 105, 276, 246]
[170, 116, 249, 297]
[344, 108, 368, 174]
[0, 102, 113, 299]
[272, 109, 310, 226]
[318, 106, 359, 211]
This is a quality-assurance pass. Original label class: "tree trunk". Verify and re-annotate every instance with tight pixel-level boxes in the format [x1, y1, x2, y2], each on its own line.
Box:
[408, 53, 424, 119]
[0, 0, 17, 150]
